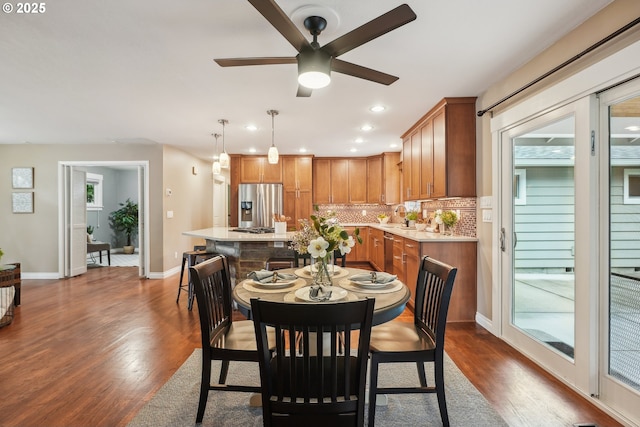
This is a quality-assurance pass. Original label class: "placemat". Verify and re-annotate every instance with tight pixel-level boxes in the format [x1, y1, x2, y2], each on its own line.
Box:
[337, 278, 404, 294]
[241, 278, 306, 294]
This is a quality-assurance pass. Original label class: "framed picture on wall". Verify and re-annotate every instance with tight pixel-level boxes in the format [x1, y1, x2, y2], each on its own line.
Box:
[12, 192, 34, 213]
[12, 167, 34, 189]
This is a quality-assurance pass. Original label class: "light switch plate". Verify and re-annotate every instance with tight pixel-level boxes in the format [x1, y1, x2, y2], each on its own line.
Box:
[480, 196, 492, 208]
[482, 209, 492, 222]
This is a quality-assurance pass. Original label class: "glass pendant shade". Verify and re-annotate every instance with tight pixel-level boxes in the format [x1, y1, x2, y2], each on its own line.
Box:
[219, 152, 230, 169]
[268, 145, 279, 164]
[212, 160, 221, 175]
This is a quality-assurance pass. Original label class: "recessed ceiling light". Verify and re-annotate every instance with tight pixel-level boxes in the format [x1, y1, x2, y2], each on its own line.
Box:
[625, 125, 640, 131]
[361, 124, 373, 131]
[249, 147, 257, 153]
[355, 137, 364, 143]
[245, 124, 258, 131]
[389, 143, 398, 148]
[370, 105, 385, 113]
[299, 148, 307, 153]
[350, 148, 357, 152]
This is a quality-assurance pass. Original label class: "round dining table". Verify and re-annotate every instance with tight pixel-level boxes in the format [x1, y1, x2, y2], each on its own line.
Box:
[232, 266, 411, 326]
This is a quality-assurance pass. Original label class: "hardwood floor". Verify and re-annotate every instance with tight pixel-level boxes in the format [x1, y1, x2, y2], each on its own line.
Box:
[0, 267, 623, 427]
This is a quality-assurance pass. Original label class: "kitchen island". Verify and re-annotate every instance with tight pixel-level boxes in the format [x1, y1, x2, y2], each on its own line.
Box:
[182, 227, 296, 284]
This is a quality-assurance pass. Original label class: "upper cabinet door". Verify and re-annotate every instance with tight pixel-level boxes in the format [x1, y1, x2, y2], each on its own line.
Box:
[313, 158, 332, 203]
[262, 159, 283, 183]
[367, 156, 383, 203]
[240, 157, 263, 183]
[348, 159, 367, 203]
[331, 159, 349, 204]
[410, 131, 421, 200]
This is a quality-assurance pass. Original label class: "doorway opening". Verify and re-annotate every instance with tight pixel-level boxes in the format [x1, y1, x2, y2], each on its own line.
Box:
[59, 161, 149, 278]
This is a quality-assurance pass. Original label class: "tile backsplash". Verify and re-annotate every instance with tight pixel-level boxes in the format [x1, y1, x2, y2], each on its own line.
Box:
[315, 197, 477, 237]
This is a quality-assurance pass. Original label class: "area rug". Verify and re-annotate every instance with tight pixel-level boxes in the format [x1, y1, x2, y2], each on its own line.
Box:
[127, 349, 507, 427]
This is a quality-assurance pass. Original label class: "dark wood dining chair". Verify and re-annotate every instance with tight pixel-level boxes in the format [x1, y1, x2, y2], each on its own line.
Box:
[251, 298, 375, 427]
[367, 256, 457, 427]
[190, 255, 274, 423]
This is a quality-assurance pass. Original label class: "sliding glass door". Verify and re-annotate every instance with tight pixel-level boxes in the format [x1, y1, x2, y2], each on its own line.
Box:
[599, 80, 640, 425]
[500, 98, 594, 389]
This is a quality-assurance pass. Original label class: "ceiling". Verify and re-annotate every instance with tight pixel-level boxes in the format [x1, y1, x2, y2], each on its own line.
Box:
[0, 0, 615, 161]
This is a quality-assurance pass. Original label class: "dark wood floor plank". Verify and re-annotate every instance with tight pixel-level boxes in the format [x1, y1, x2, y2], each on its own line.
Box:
[0, 267, 623, 427]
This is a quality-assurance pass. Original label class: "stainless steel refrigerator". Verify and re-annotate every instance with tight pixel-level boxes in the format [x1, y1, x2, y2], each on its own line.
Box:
[238, 183, 284, 228]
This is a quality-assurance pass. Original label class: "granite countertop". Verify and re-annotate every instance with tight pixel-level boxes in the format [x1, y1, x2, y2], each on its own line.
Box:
[183, 227, 294, 242]
[340, 222, 478, 243]
[183, 224, 477, 243]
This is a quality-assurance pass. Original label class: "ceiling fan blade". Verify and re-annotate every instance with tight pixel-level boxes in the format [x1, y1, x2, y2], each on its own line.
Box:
[332, 59, 399, 85]
[214, 57, 297, 67]
[296, 85, 312, 97]
[322, 4, 416, 58]
[248, 0, 311, 53]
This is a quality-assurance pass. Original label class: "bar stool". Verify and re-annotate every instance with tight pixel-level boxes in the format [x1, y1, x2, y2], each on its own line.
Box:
[177, 246, 218, 310]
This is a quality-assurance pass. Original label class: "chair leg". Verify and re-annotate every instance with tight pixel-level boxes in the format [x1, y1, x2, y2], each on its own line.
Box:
[176, 255, 188, 303]
[435, 356, 449, 427]
[368, 355, 380, 426]
[219, 360, 230, 384]
[196, 358, 212, 423]
[417, 361, 428, 387]
[187, 254, 198, 311]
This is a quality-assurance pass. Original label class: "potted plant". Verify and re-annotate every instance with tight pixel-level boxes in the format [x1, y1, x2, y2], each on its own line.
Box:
[405, 210, 419, 227]
[87, 225, 94, 242]
[109, 199, 139, 254]
[439, 210, 459, 235]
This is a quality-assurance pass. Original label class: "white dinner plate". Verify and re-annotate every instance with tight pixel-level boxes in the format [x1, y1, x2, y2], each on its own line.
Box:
[294, 286, 348, 302]
[252, 279, 297, 289]
[350, 280, 396, 289]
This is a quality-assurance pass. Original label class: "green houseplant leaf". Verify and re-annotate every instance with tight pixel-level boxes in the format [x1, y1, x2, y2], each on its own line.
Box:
[109, 198, 139, 247]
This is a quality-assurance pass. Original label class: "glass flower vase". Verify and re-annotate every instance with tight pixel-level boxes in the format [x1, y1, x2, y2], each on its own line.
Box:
[312, 252, 334, 286]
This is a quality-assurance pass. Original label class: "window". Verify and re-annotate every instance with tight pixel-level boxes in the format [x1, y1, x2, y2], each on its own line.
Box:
[86, 172, 103, 211]
[623, 169, 640, 204]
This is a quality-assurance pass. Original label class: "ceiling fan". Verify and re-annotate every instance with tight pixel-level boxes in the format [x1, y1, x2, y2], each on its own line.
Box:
[214, 0, 417, 97]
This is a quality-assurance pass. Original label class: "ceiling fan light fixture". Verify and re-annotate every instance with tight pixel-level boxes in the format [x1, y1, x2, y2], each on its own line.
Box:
[297, 49, 331, 89]
[267, 109, 279, 164]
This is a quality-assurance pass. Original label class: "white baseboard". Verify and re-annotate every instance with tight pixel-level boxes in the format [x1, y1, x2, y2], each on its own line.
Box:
[22, 272, 60, 280]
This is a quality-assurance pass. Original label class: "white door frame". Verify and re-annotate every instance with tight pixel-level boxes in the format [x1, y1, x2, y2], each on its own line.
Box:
[58, 161, 149, 278]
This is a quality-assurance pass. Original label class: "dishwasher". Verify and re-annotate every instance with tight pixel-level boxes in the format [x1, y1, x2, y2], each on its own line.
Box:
[383, 232, 395, 273]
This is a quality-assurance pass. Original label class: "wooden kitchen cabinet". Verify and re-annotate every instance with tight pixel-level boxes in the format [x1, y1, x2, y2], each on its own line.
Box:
[282, 156, 313, 229]
[419, 241, 477, 322]
[367, 152, 400, 204]
[312, 158, 368, 204]
[392, 236, 405, 282]
[348, 158, 367, 203]
[240, 156, 282, 183]
[403, 239, 420, 308]
[368, 227, 385, 271]
[401, 97, 476, 200]
[343, 226, 367, 263]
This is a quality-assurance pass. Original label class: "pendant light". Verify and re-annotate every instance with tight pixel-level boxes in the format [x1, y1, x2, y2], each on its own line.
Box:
[218, 119, 230, 169]
[267, 109, 279, 164]
[212, 133, 221, 175]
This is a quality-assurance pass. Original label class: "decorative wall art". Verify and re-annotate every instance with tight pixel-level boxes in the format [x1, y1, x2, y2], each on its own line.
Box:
[12, 167, 34, 189]
[12, 192, 34, 213]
